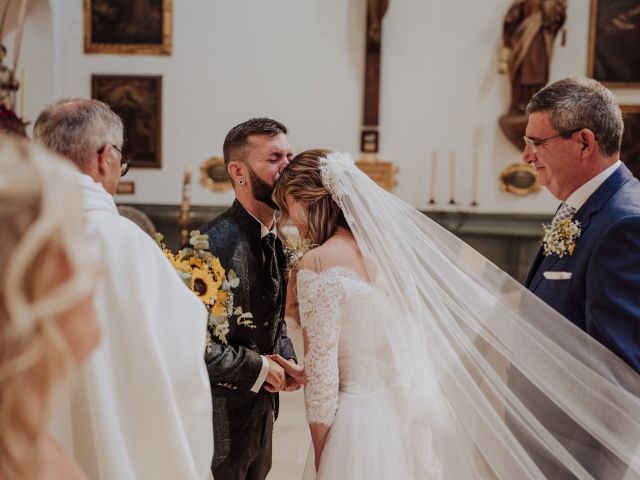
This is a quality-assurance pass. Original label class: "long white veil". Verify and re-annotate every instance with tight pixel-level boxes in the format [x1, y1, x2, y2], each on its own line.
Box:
[318, 152, 640, 479]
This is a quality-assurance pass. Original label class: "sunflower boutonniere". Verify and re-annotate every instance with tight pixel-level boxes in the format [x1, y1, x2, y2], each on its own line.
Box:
[541, 216, 581, 258]
[156, 230, 255, 350]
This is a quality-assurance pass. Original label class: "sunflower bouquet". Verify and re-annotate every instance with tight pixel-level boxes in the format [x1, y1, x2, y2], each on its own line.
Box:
[156, 230, 254, 351]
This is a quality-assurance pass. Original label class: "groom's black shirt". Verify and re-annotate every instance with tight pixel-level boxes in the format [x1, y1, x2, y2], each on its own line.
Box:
[197, 200, 296, 469]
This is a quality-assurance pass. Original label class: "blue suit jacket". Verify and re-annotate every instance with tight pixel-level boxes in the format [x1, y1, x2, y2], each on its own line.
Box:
[526, 164, 640, 372]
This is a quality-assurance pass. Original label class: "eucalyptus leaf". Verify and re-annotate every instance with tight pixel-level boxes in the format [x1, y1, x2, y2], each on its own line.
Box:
[177, 270, 191, 288]
[193, 241, 209, 251]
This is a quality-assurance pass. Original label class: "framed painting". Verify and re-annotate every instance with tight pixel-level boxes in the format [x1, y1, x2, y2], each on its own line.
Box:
[621, 105, 640, 179]
[84, 0, 172, 55]
[91, 75, 162, 169]
[588, 0, 640, 86]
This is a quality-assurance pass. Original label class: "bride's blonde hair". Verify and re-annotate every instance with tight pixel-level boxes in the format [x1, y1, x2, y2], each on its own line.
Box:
[0, 134, 94, 479]
[273, 149, 349, 246]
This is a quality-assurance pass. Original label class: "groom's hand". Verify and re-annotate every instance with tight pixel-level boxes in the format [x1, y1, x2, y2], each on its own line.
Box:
[264, 357, 286, 393]
[270, 354, 306, 391]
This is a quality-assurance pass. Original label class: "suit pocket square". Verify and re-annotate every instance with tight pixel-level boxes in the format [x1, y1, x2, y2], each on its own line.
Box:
[543, 271, 572, 280]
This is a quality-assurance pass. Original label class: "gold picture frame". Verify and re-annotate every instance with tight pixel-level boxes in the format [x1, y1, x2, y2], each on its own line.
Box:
[84, 0, 172, 55]
[587, 0, 640, 87]
[499, 163, 540, 196]
[200, 156, 233, 192]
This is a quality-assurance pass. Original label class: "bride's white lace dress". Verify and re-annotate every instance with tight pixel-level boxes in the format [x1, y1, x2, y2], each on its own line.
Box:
[298, 266, 451, 480]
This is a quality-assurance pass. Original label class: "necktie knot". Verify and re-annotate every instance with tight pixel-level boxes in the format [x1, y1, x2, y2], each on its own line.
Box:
[553, 202, 576, 224]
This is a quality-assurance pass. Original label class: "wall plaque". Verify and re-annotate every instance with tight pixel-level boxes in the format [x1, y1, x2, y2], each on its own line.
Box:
[356, 158, 398, 191]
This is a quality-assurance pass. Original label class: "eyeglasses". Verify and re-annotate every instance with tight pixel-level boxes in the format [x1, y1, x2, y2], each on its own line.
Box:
[523, 128, 583, 153]
[97, 144, 130, 177]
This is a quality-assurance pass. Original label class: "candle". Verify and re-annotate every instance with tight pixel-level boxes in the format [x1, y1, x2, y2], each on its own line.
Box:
[449, 151, 456, 204]
[429, 151, 437, 205]
[471, 152, 478, 206]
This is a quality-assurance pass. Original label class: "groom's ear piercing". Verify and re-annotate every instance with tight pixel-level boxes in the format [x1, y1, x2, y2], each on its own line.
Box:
[239, 178, 246, 186]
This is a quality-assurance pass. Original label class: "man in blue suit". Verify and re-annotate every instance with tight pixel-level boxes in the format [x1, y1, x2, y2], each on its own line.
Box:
[523, 77, 640, 373]
[517, 77, 640, 478]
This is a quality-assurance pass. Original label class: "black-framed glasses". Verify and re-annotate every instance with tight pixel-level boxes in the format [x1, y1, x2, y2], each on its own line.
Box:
[97, 144, 130, 177]
[523, 128, 583, 153]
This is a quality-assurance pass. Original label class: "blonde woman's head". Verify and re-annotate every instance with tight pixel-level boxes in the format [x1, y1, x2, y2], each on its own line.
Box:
[0, 134, 100, 479]
[272, 149, 349, 246]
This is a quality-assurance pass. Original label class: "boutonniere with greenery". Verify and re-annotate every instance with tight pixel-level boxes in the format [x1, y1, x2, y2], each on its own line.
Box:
[541, 216, 581, 257]
[283, 236, 311, 272]
[156, 230, 254, 350]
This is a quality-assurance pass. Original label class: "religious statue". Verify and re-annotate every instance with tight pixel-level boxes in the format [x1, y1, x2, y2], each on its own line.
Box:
[0, 44, 19, 111]
[0, 0, 28, 137]
[498, 0, 567, 150]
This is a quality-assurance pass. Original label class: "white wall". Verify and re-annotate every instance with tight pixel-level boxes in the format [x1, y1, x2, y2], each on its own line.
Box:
[1, 0, 54, 131]
[20, 0, 640, 213]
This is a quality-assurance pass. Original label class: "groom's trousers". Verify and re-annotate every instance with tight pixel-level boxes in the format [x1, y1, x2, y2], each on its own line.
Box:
[211, 403, 274, 480]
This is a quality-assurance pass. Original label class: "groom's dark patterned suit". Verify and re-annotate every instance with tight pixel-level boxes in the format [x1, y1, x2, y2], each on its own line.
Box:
[200, 200, 296, 478]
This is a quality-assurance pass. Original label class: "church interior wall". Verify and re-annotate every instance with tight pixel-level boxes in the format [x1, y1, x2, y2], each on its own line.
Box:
[12, 0, 640, 216]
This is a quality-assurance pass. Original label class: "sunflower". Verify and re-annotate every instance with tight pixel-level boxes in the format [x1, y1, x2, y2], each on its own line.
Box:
[166, 251, 191, 273]
[190, 268, 217, 305]
[188, 256, 206, 271]
[211, 290, 229, 317]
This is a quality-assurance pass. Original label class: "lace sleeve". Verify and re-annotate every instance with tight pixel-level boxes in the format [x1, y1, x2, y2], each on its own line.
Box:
[297, 269, 343, 426]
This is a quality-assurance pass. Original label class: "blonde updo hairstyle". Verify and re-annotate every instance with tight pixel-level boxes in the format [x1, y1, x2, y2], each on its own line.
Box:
[273, 149, 349, 246]
[0, 134, 95, 479]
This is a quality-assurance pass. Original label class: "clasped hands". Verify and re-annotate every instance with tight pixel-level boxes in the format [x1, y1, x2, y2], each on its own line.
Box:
[264, 354, 306, 393]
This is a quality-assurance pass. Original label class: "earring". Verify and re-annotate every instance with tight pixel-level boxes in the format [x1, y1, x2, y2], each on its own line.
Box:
[238, 178, 246, 186]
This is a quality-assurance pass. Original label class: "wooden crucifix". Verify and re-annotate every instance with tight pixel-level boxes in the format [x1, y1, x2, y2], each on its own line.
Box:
[361, 0, 389, 154]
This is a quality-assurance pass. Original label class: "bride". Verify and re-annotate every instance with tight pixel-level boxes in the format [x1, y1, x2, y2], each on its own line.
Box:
[272, 149, 640, 479]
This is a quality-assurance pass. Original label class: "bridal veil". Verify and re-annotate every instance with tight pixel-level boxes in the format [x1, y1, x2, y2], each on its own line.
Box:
[317, 152, 640, 479]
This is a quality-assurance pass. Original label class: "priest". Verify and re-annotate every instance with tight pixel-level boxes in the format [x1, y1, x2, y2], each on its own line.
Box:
[33, 98, 214, 480]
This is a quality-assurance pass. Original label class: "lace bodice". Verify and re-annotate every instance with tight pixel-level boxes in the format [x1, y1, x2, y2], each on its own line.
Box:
[297, 266, 399, 426]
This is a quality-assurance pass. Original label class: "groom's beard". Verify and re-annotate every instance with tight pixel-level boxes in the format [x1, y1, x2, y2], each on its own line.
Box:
[248, 167, 278, 210]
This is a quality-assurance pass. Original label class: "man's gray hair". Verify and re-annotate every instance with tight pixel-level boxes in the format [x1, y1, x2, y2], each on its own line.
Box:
[33, 98, 124, 170]
[526, 77, 623, 157]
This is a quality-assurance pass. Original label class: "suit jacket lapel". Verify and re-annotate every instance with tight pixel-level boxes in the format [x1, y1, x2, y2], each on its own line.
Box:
[230, 200, 264, 293]
[528, 164, 633, 291]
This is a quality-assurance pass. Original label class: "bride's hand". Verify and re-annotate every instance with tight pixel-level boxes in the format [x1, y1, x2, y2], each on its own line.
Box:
[269, 354, 306, 391]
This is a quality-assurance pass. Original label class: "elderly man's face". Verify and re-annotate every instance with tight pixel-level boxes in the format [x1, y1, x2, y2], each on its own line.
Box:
[523, 111, 583, 200]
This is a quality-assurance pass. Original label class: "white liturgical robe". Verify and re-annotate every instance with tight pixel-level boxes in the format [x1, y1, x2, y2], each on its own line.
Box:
[55, 174, 213, 479]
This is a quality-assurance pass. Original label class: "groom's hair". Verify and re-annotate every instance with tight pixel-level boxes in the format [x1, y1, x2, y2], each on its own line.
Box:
[223, 117, 288, 168]
[527, 77, 623, 157]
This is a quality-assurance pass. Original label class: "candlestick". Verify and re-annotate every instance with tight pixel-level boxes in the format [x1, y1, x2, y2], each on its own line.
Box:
[471, 152, 479, 207]
[179, 167, 192, 245]
[428, 151, 437, 205]
[448, 151, 456, 205]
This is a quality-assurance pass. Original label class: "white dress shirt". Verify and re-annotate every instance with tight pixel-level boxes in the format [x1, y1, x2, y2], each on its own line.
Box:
[565, 161, 621, 211]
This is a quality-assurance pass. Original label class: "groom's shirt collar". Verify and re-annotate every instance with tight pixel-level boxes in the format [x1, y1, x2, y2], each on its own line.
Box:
[565, 160, 621, 212]
[246, 210, 277, 238]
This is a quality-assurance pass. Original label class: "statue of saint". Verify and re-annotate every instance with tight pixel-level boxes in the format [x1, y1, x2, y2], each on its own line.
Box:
[500, 0, 567, 114]
[0, 44, 19, 111]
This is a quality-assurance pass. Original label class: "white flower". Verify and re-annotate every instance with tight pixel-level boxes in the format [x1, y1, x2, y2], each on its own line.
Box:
[541, 216, 581, 257]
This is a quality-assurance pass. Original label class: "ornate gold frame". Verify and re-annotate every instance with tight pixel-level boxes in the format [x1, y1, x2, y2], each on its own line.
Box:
[84, 0, 172, 55]
[200, 156, 232, 192]
[499, 163, 540, 196]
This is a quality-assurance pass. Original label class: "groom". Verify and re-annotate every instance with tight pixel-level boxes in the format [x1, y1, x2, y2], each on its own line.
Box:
[200, 118, 301, 480]
[523, 77, 640, 373]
